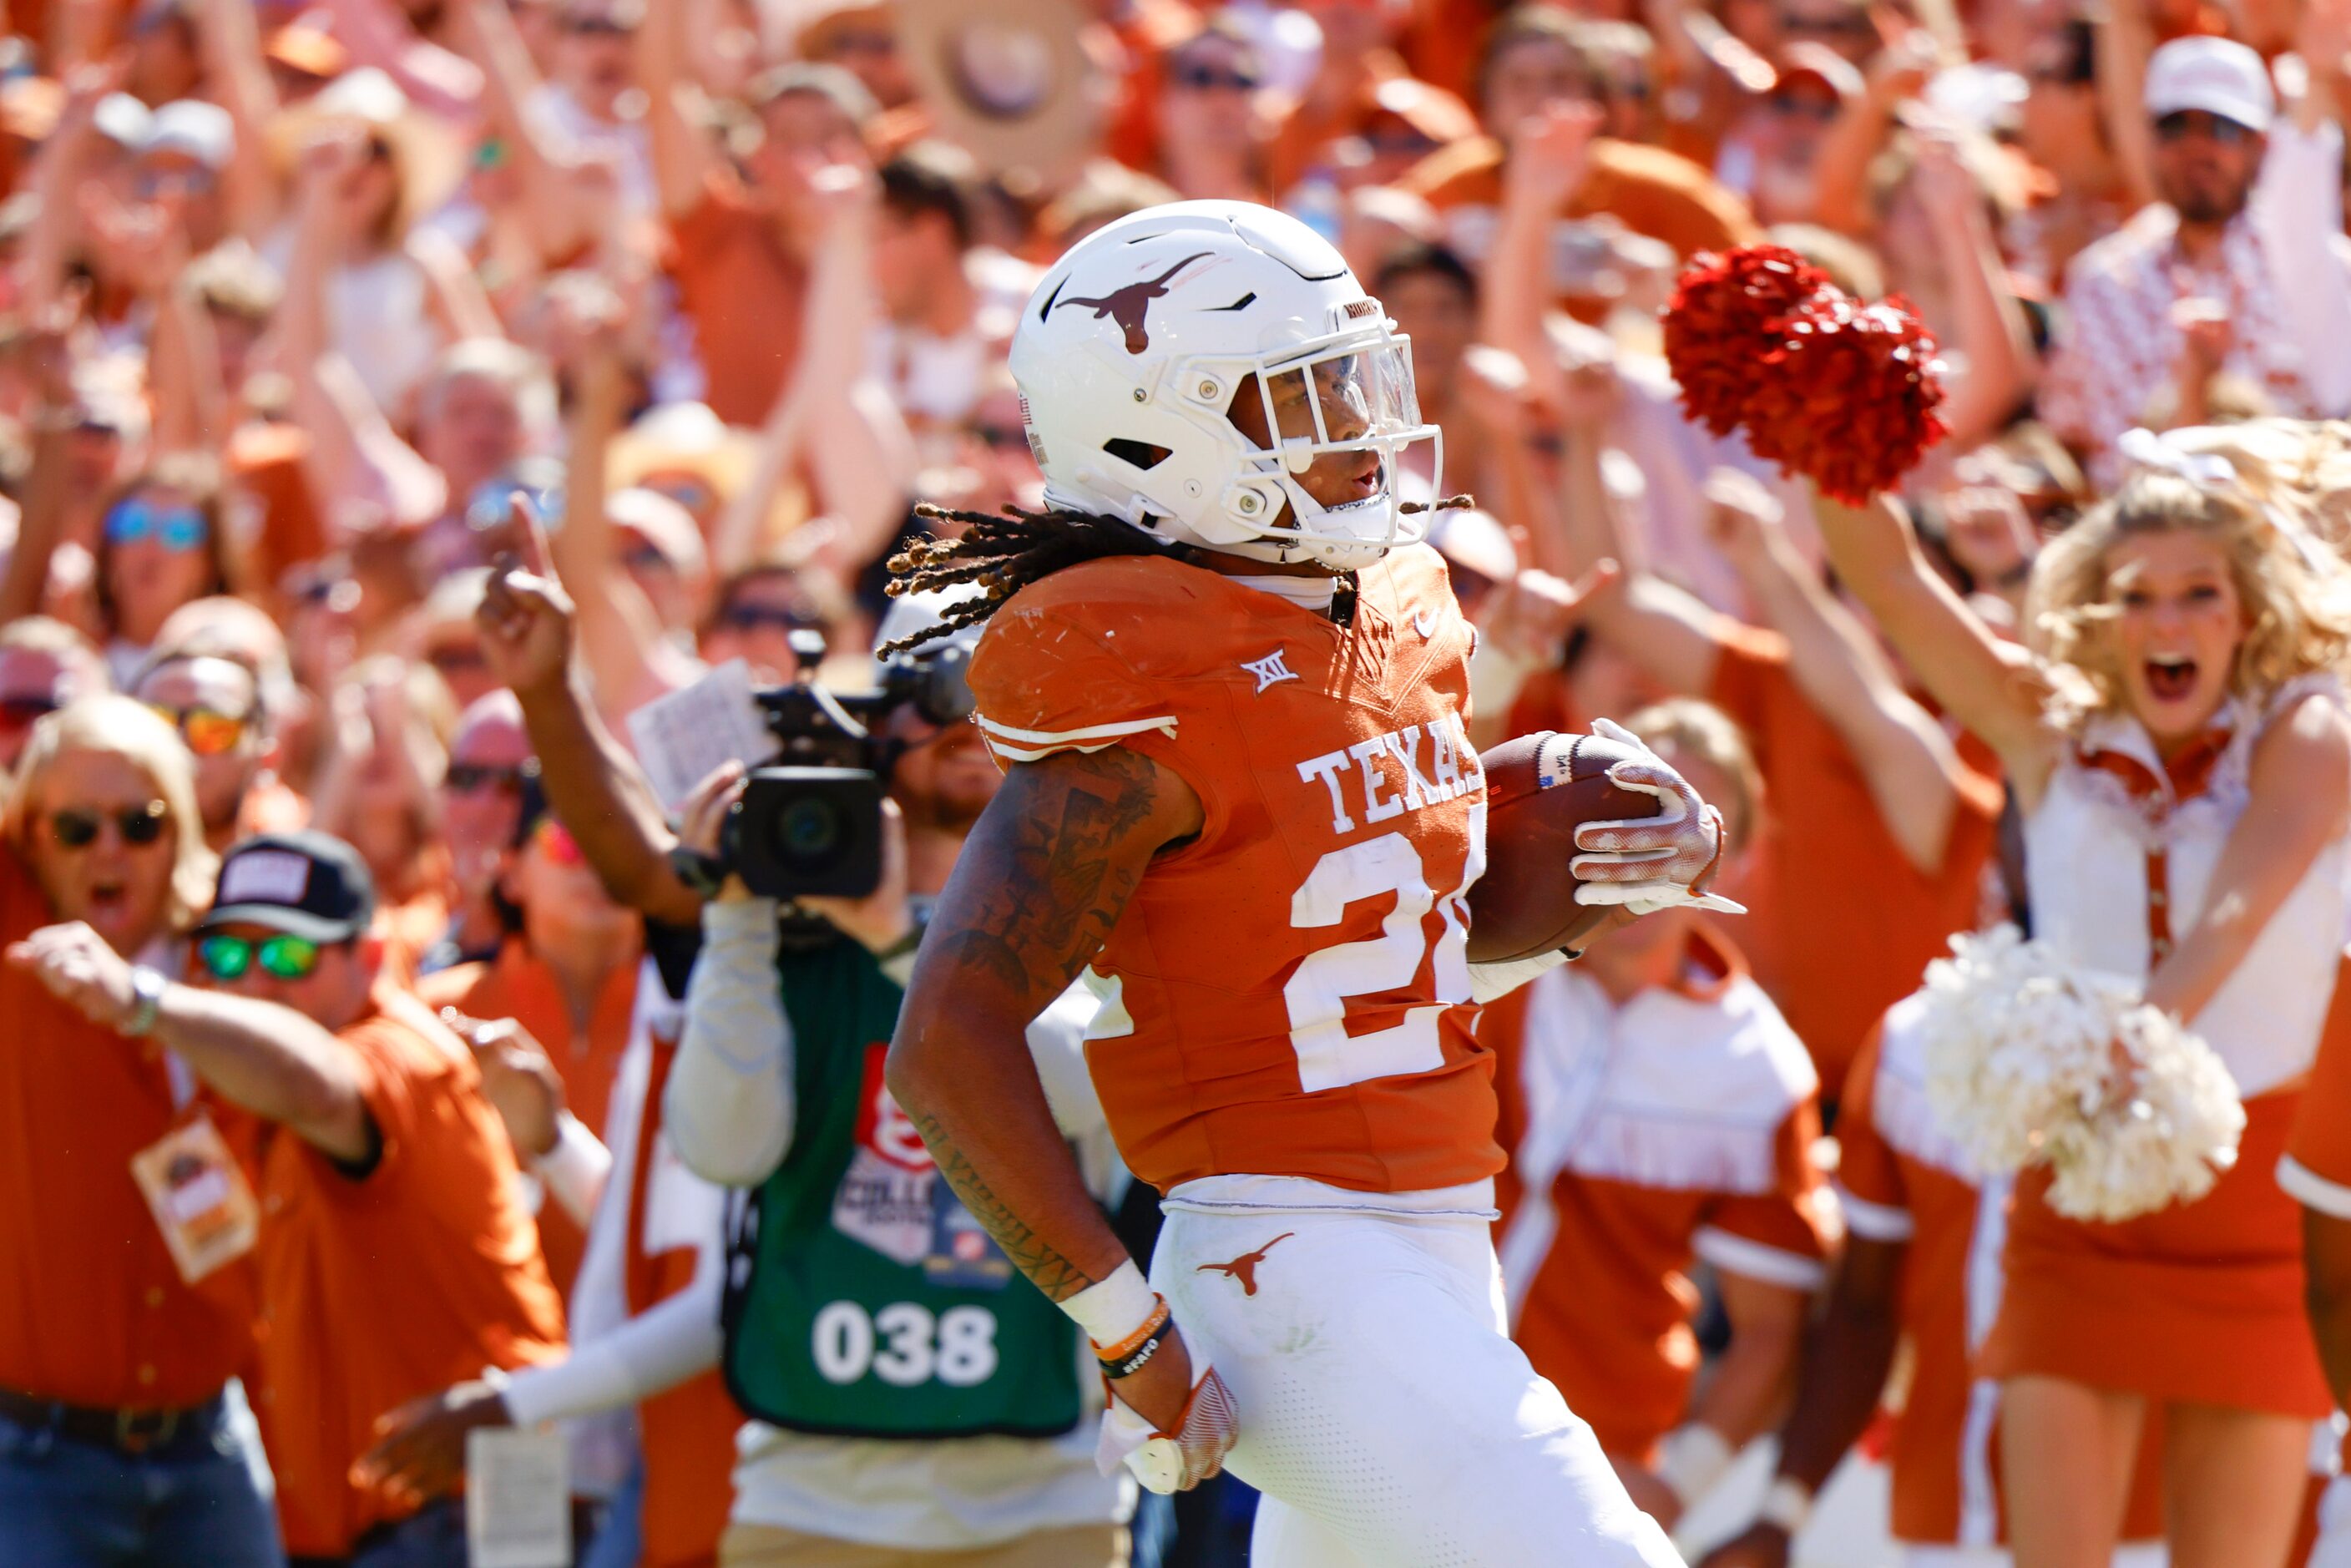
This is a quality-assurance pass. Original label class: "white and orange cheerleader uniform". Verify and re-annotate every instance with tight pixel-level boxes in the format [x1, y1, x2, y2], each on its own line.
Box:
[967, 547, 1681, 1568]
[1483, 927, 1838, 1468]
[1840, 998, 2168, 1568]
[1980, 681, 2344, 1418]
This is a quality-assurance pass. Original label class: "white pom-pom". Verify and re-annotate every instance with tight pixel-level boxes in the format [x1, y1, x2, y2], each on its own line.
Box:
[1917, 927, 2245, 1222]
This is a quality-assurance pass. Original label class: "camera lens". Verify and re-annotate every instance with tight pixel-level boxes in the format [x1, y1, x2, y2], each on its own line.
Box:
[775, 797, 844, 863]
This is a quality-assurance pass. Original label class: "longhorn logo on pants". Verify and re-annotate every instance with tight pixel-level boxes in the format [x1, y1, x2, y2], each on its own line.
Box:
[1197, 1232, 1295, 1297]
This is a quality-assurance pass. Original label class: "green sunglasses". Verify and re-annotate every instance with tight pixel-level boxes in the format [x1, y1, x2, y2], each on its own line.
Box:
[199, 933, 325, 982]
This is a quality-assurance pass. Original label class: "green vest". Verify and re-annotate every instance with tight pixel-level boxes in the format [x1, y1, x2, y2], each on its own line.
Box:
[720, 934, 1084, 1439]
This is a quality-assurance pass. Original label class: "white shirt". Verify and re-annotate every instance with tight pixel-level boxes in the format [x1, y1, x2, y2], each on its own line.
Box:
[2024, 680, 2349, 1096]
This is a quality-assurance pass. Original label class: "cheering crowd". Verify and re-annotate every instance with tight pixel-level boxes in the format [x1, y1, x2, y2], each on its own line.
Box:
[8, 0, 2351, 1565]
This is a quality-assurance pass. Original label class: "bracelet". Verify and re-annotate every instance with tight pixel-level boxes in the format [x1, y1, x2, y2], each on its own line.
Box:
[1099, 1313, 1176, 1379]
[1756, 1475, 1813, 1534]
[1059, 1259, 1159, 1348]
[1092, 1295, 1171, 1363]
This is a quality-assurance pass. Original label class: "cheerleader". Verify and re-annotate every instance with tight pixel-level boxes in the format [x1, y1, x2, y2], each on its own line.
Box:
[1813, 442, 2351, 1568]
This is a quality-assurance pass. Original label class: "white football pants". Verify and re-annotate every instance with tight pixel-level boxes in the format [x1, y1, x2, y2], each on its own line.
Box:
[1152, 1191, 1686, 1567]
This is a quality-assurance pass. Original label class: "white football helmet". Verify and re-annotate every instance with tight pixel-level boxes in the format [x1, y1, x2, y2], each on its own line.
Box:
[1009, 200, 1441, 571]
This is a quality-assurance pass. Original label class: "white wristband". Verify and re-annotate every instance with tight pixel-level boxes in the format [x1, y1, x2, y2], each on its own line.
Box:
[1656, 1422, 1737, 1507]
[1058, 1259, 1157, 1348]
[1757, 1475, 1813, 1534]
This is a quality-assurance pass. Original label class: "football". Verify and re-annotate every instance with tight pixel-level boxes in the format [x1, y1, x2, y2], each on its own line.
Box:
[1466, 731, 1661, 963]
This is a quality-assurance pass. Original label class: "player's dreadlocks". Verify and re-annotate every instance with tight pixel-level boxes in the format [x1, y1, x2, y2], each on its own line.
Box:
[882, 496, 1475, 655]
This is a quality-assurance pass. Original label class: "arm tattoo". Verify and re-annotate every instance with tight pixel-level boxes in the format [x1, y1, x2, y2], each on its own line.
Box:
[893, 746, 1185, 1304]
[933, 746, 1169, 996]
[912, 1109, 1097, 1301]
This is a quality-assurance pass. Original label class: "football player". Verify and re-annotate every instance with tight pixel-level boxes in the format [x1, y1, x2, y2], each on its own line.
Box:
[883, 201, 1725, 1565]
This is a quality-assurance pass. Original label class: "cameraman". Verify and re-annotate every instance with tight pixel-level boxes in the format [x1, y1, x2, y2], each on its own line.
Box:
[473, 514, 1135, 1567]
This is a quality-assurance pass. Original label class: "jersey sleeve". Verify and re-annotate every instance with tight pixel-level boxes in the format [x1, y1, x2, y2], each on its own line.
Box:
[1831, 1029, 1916, 1242]
[966, 593, 1183, 766]
[1695, 1098, 1838, 1292]
[2280, 951, 2351, 1218]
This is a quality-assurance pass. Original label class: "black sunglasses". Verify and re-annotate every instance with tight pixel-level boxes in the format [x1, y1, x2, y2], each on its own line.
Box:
[1173, 62, 1261, 93]
[445, 760, 542, 794]
[48, 802, 168, 849]
[715, 603, 823, 633]
[0, 694, 59, 730]
[2155, 109, 2257, 144]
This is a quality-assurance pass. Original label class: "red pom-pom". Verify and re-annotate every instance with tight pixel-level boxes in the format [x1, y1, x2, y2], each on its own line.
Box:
[1661, 245, 1948, 502]
[1661, 245, 1828, 440]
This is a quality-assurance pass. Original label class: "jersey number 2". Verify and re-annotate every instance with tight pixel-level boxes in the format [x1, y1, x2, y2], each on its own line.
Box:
[1282, 805, 1484, 1093]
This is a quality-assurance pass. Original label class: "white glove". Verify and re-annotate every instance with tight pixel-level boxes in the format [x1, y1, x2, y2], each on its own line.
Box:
[2311, 1474, 2351, 1568]
[1570, 717, 1745, 916]
[1095, 1364, 1238, 1495]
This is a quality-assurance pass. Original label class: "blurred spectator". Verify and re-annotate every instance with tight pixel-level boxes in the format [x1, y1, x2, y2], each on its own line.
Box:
[0, 695, 279, 1566]
[698, 559, 840, 684]
[1399, 5, 1761, 296]
[167, 830, 565, 1564]
[1154, 15, 1279, 201]
[2042, 34, 2351, 483]
[872, 140, 1034, 450]
[418, 802, 640, 1297]
[134, 649, 283, 852]
[420, 688, 539, 975]
[0, 614, 106, 767]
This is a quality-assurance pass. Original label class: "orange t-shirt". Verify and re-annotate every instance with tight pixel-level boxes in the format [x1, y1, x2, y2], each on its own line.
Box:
[417, 938, 643, 1301]
[1486, 927, 1834, 1458]
[628, 1029, 741, 1567]
[967, 547, 1499, 1195]
[226, 421, 326, 595]
[1398, 134, 1761, 281]
[1707, 620, 2005, 1101]
[1838, 1003, 2166, 1544]
[665, 172, 808, 427]
[0, 853, 258, 1409]
[253, 985, 564, 1559]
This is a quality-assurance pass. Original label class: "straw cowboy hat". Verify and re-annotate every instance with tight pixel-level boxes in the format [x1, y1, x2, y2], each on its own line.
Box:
[267, 67, 468, 233]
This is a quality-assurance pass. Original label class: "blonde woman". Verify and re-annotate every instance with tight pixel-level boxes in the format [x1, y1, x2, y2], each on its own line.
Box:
[0, 697, 283, 1566]
[1814, 453, 2351, 1568]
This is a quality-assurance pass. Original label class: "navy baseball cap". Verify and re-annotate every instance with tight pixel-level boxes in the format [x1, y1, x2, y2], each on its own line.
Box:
[199, 832, 377, 943]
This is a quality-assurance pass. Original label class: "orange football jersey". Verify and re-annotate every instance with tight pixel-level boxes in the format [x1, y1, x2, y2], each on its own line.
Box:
[967, 544, 1503, 1195]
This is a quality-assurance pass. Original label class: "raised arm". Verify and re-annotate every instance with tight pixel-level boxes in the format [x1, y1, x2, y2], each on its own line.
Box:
[8, 923, 371, 1162]
[787, 164, 917, 581]
[1909, 135, 2037, 452]
[2145, 690, 2351, 1025]
[1550, 399, 1722, 695]
[639, 0, 721, 221]
[0, 311, 85, 625]
[545, 285, 692, 716]
[1807, 38, 1927, 235]
[196, 0, 285, 237]
[2096, 0, 2159, 212]
[887, 745, 1210, 1437]
[1478, 103, 1600, 418]
[477, 498, 706, 926]
[1711, 478, 1976, 874]
[451, 0, 603, 265]
[282, 132, 446, 529]
[1810, 491, 2054, 796]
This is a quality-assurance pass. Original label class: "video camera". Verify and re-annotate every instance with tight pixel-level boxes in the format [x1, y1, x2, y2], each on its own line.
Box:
[726, 630, 977, 899]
